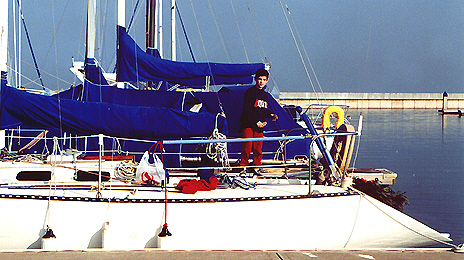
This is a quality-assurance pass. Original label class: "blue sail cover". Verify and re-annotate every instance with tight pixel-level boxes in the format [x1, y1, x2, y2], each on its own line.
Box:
[57, 80, 223, 112]
[56, 82, 310, 160]
[1, 82, 309, 166]
[0, 73, 23, 129]
[84, 58, 109, 86]
[116, 26, 265, 86]
[0, 85, 227, 139]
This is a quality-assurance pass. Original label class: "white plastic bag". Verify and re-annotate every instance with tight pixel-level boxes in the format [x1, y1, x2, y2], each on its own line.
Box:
[136, 151, 166, 185]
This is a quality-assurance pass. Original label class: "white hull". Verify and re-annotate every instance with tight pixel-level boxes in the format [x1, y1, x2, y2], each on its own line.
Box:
[0, 184, 451, 250]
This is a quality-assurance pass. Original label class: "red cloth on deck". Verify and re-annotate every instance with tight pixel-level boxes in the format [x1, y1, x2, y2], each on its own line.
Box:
[175, 177, 219, 194]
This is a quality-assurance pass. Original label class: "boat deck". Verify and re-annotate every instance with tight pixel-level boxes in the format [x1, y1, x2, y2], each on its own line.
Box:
[0, 181, 350, 201]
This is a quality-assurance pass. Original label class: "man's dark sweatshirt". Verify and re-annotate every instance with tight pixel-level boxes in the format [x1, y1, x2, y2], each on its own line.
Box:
[240, 85, 273, 133]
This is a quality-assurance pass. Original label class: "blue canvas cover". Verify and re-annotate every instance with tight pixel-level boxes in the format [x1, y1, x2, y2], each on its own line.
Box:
[84, 58, 109, 86]
[116, 26, 265, 86]
[1, 83, 310, 166]
[0, 73, 23, 129]
[55, 82, 309, 160]
[57, 81, 187, 109]
[0, 85, 227, 139]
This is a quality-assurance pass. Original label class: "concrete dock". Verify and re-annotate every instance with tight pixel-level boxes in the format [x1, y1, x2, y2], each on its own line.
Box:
[279, 92, 464, 109]
[1, 249, 463, 260]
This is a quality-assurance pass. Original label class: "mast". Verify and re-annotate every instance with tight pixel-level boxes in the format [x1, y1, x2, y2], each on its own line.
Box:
[146, 0, 157, 54]
[0, 0, 7, 75]
[146, 0, 157, 89]
[171, 0, 176, 61]
[12, 0, 17, 87]
[87, 0, 97, 61]
[147, 0, 163, 58]
[0, 0, 7, 149]
[117, 0, 125, 89]
[158, 0, 163, 58]
[18, 0, 21, 88]
[118, 0, 125, 27]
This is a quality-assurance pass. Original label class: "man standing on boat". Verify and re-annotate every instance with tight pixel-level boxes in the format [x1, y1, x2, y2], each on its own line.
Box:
[238, 68, 278, 176]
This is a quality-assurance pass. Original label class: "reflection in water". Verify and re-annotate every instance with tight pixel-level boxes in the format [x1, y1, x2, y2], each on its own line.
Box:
[347, 109, 464, 244]
[442, 115, 445, 143]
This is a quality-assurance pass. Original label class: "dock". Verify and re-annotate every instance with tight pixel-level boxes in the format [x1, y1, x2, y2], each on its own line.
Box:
[438, 109, 462, 116]
[349, 168, 397, 185]
[1, 249, 462, 260]
[279, 92, 464, 110]
[438, 92, 463, 116]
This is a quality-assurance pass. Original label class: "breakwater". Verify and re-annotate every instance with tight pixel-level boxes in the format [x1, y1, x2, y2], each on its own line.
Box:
[279, 92, 464, 109]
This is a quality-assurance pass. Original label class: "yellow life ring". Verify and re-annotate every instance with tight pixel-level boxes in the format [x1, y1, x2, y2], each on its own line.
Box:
[322, 106, 344, 128]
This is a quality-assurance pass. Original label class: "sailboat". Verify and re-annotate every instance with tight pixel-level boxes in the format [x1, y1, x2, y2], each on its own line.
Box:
[0, 0, 457, 251]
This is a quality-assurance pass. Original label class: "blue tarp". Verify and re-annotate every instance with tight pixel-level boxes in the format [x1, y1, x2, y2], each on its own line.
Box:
[57, 81, 187, 109]
[0, 85, 227, 139]
[0, 82, 310, 166]
[84, 58, 109, 86]
[56, 82, 299, 136]
[116, 26, 265, 86]
[55, 82, 310, 160]
[0, 73, 23, 129]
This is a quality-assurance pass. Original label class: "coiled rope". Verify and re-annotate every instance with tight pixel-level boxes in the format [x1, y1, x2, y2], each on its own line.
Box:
[114, 160, 138, 181]
[206, 114, 229, 169]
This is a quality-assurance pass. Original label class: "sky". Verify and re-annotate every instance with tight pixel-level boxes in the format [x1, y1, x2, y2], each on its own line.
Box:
[6, 0, 464, 93]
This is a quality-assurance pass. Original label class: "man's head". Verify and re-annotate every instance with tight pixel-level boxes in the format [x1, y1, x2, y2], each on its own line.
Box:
[254, 69, 269, 89]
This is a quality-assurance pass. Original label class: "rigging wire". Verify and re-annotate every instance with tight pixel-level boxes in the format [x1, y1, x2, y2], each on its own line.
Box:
[175, 2, 196, 62]
[6, 59, 75, 87]
[229, 0, 249, 63]
[363, 21, 373, 89]
[98, 0, 110, 72]
[350, 186, 460, 249]
[234, 3, 259, 61]
[207, 0, 232, 62]
[277, 0, 320, 104]
[245, 1, 268, 64]
[111, 0, 142, 74]
[51, 0, 60, 91]
[42, 0, 71, 91]
[15, 0, 47, 92]
[174, 8, 185, 62]
[188, 0, 210, 65]
[342, 193, 362, 248]
[187, 0, 217, 91]
[5, 65, 40, 88]
[284, 3, 325, 96]
[127, 0, 141, 87]
[127, 0, 142, 31]
[348, 114, 363, 177]
[10, 1, 74, 91]
[242, 1, 279, 95]
[72, 2, 88, 87]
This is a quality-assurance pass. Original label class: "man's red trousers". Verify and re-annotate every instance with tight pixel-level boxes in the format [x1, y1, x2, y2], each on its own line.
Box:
[239, 127, 263, 166]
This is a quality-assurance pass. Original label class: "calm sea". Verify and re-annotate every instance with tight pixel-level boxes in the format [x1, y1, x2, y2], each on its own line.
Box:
[348, 109, 464, 245]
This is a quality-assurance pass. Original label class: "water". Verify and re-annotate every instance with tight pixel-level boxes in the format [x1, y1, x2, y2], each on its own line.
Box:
[348, 109, 464, 245]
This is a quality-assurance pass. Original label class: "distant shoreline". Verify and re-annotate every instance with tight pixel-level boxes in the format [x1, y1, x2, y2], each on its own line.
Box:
[279, 92, 464, 109]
